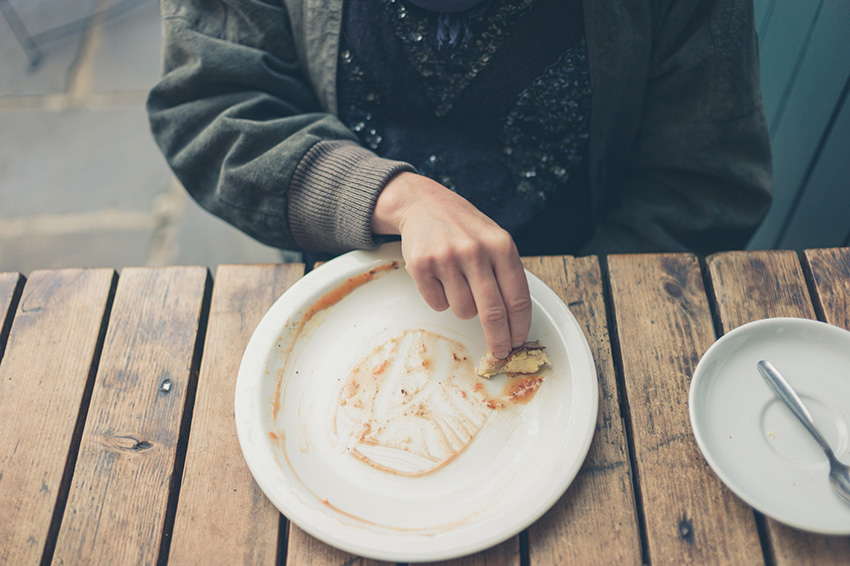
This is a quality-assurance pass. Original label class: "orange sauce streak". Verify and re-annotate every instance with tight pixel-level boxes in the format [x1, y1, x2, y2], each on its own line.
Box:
[371, 359, 390, 375]
[318, 498, 475, 534]
[480, 373, 547, 410]
[504, 375, 545, 404]
[271, 368, 284, 421]
[350, 442, 470, 478]
[269, 429, 473, 534]
[264, 263, 549, 533]
[272, 261, 399, 420]
[301, 262, 399, 324]
[319, 498, 396, 528]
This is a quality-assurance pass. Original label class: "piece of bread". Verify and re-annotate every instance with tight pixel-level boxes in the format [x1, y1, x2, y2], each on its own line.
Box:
[475, 341, 550, 378]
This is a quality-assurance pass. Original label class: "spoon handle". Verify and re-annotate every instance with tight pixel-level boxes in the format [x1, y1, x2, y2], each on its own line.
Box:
[756, 360, 835, 458]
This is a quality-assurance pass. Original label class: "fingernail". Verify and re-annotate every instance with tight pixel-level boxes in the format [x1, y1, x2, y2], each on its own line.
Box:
[494, 350, 510, 359]
[511, 342, 524, 349]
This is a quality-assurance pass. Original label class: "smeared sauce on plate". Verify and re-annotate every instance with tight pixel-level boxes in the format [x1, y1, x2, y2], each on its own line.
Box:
[332, 329, 489, 476]
[331, 329, 550, 476]
[267, 261, 552, 530]
[267, 428, 484, 534]
[272, 261, 399, 420]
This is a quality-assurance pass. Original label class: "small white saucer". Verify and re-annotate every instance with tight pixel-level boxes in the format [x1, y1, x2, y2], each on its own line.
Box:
[689, 317, 850, 534]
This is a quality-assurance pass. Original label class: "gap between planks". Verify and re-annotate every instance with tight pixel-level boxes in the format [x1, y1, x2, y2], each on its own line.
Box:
[705, 249, 850, 565]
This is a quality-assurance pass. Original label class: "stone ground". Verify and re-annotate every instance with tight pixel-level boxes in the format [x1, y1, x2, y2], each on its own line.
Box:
[0, 0, 292, 275]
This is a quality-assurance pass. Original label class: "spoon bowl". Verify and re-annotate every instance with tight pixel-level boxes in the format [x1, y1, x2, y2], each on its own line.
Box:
[757, 360, 850, 506]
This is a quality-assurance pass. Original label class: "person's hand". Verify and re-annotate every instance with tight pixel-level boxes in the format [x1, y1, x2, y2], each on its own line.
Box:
[372, 172, 531, 358]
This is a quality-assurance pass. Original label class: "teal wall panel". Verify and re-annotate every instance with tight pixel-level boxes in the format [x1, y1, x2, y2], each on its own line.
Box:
[753, 0, 772, 32]
[747, 0, 850, 250]
[757, 0, 820, 130]
[779, 84, 850, 249]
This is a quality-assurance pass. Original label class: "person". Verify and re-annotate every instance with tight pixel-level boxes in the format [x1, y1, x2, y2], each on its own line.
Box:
[147, 0, 772, 358]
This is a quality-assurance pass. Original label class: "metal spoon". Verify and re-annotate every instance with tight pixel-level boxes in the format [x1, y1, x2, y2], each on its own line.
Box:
[757, 360, 850, 506]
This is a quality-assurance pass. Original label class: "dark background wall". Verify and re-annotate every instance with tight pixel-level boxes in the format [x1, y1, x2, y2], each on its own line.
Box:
[748, 0, 850, 250]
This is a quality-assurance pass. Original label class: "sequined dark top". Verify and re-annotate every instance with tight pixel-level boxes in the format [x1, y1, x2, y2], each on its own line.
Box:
[337, 0, 592, 255]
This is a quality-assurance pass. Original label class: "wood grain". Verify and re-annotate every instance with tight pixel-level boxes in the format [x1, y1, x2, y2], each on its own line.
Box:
[0, 272, 24, 358]
[707, 250, 816, 333]
[0, 269, 116, 566]
[426, 537, 519, 566]
[607, 254, 763, 565]
[168, 264, 305, 566]
[51, 267, 210, 566]
[805, 248, 850, 329]
[523, 256, 642, 566]
[708, 249, 850, 564]
[764, 521, 850, 566]
[286, 524, 393, 566]
[287, 532, 514, 566]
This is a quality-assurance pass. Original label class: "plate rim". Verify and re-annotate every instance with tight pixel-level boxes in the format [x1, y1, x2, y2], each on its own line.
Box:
[688, 316, 850, 535]
[235, 243, 599, 561]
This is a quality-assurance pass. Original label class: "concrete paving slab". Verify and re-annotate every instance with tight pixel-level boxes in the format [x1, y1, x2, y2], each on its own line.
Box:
[0, 225, 153, 274]
[173, 193, 294, 267]
[0, 104, 171, 217]
[92, 0, 162, 93]
[0, 0, 98, 96]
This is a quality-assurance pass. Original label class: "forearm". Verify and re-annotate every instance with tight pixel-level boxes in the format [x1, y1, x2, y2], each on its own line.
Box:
[289, 141, 414, 252]
[148, 0, 413, 253]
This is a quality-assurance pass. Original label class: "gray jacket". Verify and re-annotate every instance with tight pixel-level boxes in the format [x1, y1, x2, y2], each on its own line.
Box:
[147, 0, 772, 256]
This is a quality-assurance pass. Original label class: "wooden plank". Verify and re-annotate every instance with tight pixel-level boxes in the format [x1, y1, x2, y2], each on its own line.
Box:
[706, 249, 850, 564]
[524, 256, 642, 565]
[0, 269, 116, 566]
[791, 248, 850, 561]
[290, 532, 517, 566]
[805, 248, 850, 329]
[706, 250, 815, 333]
[426, 537, 519, 566]
[286, 524, 394, 566]
[52, 266, 210, 566]
[779, 87, 850, 250]
[749, 1, 850, 249]
[607, 254, 763, 565]
[0, 272, 24, 359]
[764, 521, 850, 566]
[167, 264, 304, 566]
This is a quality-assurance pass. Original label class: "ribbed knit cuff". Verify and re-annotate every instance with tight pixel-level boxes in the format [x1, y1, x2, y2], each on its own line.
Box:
[288, 140, 416, 253]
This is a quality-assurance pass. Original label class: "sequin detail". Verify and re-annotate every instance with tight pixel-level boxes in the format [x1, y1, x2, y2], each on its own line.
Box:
[501, 38, 591, 211]
[418, 153, 457, 192]
[337, 0, 592, 228]
[338, 42, 384, 150]
[377, 0, 535, 116]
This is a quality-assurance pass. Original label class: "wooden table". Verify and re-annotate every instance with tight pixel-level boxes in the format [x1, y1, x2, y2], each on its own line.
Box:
[1, 249, 849, 565]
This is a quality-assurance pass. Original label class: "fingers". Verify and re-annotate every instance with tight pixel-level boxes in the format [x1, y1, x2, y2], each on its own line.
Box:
[405, 235, 531, 358]
[414, 274, 450, 312]
[384, 174, 532, 355]
[468, 247, 531, 358]
[494, 252, 532, 349]
[466, 267, 513, 358]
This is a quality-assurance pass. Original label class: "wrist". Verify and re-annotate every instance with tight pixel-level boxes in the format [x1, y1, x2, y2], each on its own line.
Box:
[372, 171, 418, 235]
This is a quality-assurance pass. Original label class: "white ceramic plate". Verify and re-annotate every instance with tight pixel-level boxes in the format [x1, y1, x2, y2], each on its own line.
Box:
[235, 242, 598, 562]
[689, 317, 850, 534]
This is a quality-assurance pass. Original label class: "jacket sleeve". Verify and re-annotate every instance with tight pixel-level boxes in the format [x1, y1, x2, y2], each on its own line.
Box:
[146, 0, 414, 253]
[582, 0, 773, 256]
